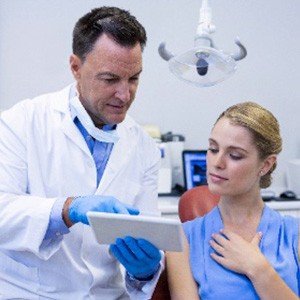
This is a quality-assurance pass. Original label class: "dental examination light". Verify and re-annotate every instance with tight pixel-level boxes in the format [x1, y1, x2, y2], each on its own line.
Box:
[158, 0, 247, 87]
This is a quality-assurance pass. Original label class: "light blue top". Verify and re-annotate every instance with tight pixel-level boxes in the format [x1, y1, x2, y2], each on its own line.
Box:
[183, 205, 300, 299]
[44, 85, 115, 240]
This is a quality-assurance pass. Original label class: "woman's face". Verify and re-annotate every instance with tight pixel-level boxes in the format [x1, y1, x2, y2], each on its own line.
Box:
[206, 117, 265, 197]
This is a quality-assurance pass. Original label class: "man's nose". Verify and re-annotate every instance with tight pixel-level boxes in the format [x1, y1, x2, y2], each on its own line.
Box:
[115, 82, 130, 102]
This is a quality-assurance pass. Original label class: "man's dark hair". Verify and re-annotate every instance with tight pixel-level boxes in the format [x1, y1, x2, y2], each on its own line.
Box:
[72, 6, 147, 61]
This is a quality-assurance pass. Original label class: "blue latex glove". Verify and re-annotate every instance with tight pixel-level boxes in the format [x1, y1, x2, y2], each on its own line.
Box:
[110, 236, 161, 280]
[69, 196, 139, 225]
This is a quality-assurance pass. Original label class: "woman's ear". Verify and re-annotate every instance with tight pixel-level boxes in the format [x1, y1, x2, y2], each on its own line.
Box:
[260, 154, 277, 176]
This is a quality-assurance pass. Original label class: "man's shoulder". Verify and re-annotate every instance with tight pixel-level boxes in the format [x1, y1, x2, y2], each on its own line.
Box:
[1, 85, 72, 130]
[29, 84, 71, 110]
[6, 84, 71, 113]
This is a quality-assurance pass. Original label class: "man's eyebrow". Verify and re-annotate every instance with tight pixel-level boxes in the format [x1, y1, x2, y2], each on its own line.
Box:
[95, 70, 143, 79]
[132, 70, 143, 77]
[95, 72, 119, 79]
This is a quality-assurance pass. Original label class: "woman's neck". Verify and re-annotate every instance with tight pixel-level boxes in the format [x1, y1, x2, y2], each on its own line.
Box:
[217, 193, 265, 241]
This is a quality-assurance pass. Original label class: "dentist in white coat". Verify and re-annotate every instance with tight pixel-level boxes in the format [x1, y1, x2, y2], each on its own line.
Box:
[0, 6, 163, 299]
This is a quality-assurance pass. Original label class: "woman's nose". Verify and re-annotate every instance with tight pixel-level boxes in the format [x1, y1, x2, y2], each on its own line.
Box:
[214, 153, 226, 169]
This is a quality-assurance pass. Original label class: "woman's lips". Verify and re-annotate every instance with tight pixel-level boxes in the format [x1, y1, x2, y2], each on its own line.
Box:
[209, 173, 228, 184]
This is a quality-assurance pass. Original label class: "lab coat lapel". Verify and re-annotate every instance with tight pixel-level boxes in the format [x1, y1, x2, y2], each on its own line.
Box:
[96, 117, 137, 193]
[61, 114, 91, 157]
[52, 85, 91, 157]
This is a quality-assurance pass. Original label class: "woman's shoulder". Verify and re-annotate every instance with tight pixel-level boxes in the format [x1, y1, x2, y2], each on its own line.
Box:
[264, 206, 299, 248]
[182, 207, 219, 235]
[266, 205, 299, 228]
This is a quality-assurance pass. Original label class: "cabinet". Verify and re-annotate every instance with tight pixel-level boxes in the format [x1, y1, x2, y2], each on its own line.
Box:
[158, 196, 300, 219]
[265, 201, 300, 218]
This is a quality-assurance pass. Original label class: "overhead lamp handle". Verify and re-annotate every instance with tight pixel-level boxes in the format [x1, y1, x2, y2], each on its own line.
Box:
[158, 41, 174, 61]
[231, 37, 247, 61]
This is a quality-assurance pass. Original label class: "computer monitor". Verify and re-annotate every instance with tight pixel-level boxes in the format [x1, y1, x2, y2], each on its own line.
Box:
[182, 150, 207, 191]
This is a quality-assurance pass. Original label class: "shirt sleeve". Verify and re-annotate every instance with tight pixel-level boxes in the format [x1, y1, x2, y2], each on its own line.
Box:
[125, 251, 165, 299]
[44, 197, 70, 240]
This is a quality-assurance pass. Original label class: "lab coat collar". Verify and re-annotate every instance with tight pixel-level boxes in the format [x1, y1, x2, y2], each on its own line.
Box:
[51, 83, 136, 129]
[51, 84, 140, 192]
[50, 84, 91, 156]
[52, 84, 73, 113]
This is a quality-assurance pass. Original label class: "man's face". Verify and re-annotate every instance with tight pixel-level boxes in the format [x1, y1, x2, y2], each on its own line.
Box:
[70, 33, 143, 128]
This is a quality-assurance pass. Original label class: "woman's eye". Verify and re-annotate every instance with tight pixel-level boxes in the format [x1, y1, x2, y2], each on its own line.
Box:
[230, 154, 242, 160]
[208, 147, 218, 154]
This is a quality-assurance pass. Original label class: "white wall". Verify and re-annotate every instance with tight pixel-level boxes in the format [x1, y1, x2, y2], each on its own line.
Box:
[1, 0, 300, 190]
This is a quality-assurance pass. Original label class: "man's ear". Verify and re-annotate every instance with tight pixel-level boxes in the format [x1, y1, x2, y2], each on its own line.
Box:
[69, 54, 82, 80]
[260, 154, 277, 176]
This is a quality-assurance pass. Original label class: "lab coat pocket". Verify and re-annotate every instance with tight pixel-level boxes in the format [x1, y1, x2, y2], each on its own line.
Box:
[0, 251, 39, 297]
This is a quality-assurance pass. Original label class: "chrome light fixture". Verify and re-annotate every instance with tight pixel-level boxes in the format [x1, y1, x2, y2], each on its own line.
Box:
[158, 0, 247, 87]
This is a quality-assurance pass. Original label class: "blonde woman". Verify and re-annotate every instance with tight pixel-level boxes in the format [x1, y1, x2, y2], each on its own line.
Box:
[167, 102, 299, 299]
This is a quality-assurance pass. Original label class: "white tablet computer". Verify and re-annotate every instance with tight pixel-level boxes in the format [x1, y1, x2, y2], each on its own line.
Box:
[87, 212, 184, 252]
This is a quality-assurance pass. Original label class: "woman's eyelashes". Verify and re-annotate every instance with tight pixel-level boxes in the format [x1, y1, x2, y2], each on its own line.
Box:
[208, 147, 243, 161]
[229, 153, 243, 160]
[208, 147, 218, 154]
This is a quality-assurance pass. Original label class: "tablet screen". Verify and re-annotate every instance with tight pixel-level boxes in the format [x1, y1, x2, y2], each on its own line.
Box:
[87, 212, 184, 252]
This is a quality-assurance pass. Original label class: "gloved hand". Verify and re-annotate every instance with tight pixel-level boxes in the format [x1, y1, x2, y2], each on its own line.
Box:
[110, 236, 161, 280]
[68, 196, 139, 225]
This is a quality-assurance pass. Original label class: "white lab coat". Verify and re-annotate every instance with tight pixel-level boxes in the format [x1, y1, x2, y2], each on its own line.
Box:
[0, 85, 162, 299]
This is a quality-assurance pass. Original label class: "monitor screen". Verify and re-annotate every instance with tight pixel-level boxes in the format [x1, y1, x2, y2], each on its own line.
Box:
[182, 150, 207, 191]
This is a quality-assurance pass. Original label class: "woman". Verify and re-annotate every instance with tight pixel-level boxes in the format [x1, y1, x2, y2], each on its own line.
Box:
[167, 102, 300, 299]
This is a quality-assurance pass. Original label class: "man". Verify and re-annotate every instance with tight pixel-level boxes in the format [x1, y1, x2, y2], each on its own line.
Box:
[0, 6, 162, 299]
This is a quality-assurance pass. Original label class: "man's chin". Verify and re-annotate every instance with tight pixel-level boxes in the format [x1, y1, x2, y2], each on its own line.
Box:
[107, 115, 126, 125]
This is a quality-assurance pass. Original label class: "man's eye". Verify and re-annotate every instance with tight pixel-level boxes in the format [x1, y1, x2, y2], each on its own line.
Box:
[103, 78, 117, 83]
[129, 77, 139, 83]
